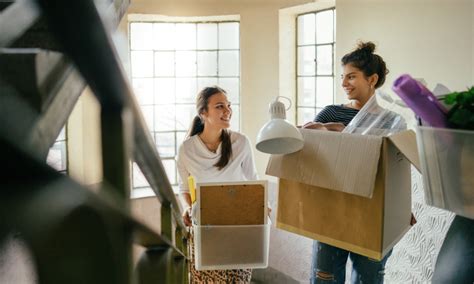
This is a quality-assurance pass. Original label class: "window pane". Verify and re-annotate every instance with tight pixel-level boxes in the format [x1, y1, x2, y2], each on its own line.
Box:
[175, 104, 196, 131]
[133, 78, 154, 105]
[155, 132, 175, 158]
[197, 77, 218, 91]
[130, 23, 153, 50]
[162, 159, 177, 184]
[155, 105, 176, 131]
[154, 51, 175, 77]
[177, 131, 186, 147]
[298, 77, 315, 107]
[297, 14, 315, 45]
[140, 105, 154, 131]
[316, 45, 333, 75]
[175, 51, 196, 77]
[197, 23, 218, 50]
[230, 105, 239, 131]
[218, 51, 239, 76]
[153, 23, 175, 50]
[219, 22, 239, 49]
[175, 78, 197, 104]
[316, 77, 334, 108]
[175, 24, 196, 50]
[197, 51, 217, 76]
[316, 10, 334, 44]
[58, 127, 66, 141]
[129, 20, 241, 193]
[133, 163, 150, 188]
[297, 46, 315, 76]
[218, 77, 239, 105]
[297, 107, 316, 126]
[47, 141, 67, 171]
[131, 51, 153, 77]
[155, 78, 175, 104]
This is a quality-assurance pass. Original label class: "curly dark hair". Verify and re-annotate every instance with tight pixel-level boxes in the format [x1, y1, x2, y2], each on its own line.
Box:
[341, 41, 389, 89]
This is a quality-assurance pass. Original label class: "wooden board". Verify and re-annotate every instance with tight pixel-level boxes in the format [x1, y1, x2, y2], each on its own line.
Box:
[198, 183, 266, 225]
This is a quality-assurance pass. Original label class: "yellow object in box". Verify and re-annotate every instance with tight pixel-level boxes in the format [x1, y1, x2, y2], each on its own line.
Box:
[188, 175, 196, 203]
[266, 128, 420, 260]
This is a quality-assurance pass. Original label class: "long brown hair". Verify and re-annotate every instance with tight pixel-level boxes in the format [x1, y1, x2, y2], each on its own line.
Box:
[187, 86, 232, 170]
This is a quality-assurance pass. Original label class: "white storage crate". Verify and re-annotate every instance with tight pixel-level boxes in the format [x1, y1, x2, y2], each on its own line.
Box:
[193, 221, 271, 271]
[416, 126, 474, 219]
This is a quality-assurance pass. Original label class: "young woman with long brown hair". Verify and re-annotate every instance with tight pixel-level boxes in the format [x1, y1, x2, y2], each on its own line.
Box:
[177, 86, 258, 283]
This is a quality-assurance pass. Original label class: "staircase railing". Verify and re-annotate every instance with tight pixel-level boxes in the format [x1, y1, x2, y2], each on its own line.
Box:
[0, 0, 189, 283]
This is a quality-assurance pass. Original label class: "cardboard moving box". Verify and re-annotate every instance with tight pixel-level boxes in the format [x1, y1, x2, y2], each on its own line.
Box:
[267, 129, 420, 260]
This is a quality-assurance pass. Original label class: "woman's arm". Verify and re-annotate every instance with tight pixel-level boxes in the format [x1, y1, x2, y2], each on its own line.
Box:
[241, 135, 258, 180]
[179, 193, 192, 226]
[176, 144, 192, 226]
[179, 192, 192, 209]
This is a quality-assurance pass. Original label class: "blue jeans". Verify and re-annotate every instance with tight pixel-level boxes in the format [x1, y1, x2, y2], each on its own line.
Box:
[310, 241, 392, 284]
[432, 215, 474, 284]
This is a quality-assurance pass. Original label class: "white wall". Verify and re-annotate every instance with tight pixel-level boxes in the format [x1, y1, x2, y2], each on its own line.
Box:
[336, 0, 473, 103]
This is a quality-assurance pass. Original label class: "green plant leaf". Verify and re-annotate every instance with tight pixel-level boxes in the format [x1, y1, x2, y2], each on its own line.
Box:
[444, 87, 474, 130]
[443, 92, 458, 105]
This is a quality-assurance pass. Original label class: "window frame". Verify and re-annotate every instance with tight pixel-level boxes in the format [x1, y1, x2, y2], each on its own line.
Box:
[46, 126, 68, 175]
[295, 7, 336, 125]
[128, 19, 241, 196]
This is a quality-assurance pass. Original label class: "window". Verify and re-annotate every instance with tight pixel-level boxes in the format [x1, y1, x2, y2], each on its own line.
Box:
[129, 20, 240, 194]
[47, 126, 67, 174]
[296, 9, 336, 125]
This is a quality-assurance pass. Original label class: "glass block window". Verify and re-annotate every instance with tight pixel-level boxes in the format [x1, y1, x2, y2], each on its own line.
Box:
[296, 9, 336, 125]
[129, 21, 240, 193]
[46, 127, 67, 174]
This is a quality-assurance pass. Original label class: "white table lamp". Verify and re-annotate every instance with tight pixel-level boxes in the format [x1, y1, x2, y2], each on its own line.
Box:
[256, 96, 304, 155]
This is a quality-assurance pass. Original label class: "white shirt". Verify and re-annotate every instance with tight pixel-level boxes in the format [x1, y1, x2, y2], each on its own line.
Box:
[177, 131, 258, 194]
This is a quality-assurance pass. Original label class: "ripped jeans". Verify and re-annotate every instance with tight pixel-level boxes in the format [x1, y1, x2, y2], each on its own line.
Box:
[310, 241, 392, 284]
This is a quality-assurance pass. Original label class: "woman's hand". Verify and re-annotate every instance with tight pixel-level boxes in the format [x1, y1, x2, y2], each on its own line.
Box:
[324, 122, 345, 132]
[182, 207, 192, 227]
[302, 122, 345, 132]
[302, 122, 327, 130]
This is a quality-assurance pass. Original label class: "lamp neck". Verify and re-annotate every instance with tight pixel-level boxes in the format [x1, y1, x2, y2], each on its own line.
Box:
[270, 100, 286, 119]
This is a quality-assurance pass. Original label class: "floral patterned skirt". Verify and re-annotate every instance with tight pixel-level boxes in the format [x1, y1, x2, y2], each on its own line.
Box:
[188, 228, 252, 283]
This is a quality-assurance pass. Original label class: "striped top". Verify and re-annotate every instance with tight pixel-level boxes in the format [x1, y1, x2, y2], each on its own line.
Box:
[314, 104, 359, 126]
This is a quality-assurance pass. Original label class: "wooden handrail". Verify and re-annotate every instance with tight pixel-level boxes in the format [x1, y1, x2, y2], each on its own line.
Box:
[34, 0, 187, 232]
[0, 0, 41, 47]
[1, 0, 189, 281]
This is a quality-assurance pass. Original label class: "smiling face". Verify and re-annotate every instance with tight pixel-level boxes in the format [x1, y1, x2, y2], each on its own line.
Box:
[341, 63, 378, 104]
[201, 92, 232, 130]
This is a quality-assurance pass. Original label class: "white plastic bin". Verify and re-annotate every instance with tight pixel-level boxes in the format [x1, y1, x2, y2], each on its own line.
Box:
[193, 222, 271, 271]
[416, 126, 474, 219]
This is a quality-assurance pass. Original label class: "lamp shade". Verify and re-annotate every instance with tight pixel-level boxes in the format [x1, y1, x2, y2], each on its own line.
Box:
[256, 97, 304, 155]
